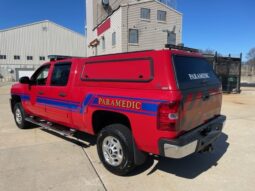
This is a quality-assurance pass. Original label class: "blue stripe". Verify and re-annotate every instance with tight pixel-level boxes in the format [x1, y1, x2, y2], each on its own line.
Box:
[20, 95, 30, 101]
[93, 97, 98, 104]
[90, 104, 156, 116]
[37, 96, 80, 105]
[142, 103, 158, 112]
[12, 93, 161, 116]
[12, 93, 30, 101]
[37, 98, 79, 110]
[96, 94, 165, 103]
[91, 97, 157, 115]
[80, 94, 93, 113]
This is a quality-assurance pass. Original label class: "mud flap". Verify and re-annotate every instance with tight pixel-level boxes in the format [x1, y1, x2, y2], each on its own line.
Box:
[132, 137, 147, 166]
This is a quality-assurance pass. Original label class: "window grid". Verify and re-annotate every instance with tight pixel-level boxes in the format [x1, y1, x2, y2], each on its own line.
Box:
[157, 10, 167, 21]
[140, 8, 150, 20]
[129, 29, 139, 44]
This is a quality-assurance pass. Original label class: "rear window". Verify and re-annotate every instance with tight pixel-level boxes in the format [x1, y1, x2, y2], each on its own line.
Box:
[173, 55, 220, 89]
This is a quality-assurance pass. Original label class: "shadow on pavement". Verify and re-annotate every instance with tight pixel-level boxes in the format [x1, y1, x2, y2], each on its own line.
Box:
[145, 133, 229, 178]
[39, 127, 228, 179]
[41, 129, 97, 148]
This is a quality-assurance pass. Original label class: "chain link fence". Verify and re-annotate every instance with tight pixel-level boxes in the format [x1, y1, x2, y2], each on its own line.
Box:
[204, 53, 242, 93]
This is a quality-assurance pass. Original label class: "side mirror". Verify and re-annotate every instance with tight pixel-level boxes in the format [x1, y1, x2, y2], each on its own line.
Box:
[19, 76, 30, 84]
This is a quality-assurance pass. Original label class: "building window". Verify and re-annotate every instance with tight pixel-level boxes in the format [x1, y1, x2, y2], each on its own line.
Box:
[112, 32, 116, 46]
[27, 56, 33, 60]
[39, 56, 45, 61]
[157, 10, 167, 21]
[102, 36, 105, 50]
[14, 55, 20, 60]
[129, 29, 138, 44]
[0, 55, 7, 60]
[140, 8, 150, 20]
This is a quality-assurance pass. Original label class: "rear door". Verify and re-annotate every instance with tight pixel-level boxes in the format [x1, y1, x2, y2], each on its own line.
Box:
[44, 62, 75, 126]
[172, 55, 222, 132]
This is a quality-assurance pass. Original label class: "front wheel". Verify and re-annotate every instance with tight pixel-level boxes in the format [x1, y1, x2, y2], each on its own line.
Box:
[97, 124, 135, 176]
[13, 103, 31, 129]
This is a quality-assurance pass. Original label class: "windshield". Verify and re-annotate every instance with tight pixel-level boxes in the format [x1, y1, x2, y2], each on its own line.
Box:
[173, 55, 220, 89]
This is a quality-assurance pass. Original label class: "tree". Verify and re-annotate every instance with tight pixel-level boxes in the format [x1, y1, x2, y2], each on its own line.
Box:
[247, 48, 255, 61]
[246, 48, 255, 75]
[199, 49, 223, 56]
[199, 49, 216, 55]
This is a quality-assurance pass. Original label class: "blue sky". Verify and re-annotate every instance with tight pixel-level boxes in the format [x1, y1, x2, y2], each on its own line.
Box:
[0, 0, 254, 59]
[178, 0, 255, 59]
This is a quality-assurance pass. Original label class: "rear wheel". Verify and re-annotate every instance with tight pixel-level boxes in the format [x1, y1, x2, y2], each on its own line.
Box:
[97, 124, 135, 176]
[14, 103, 31, 129]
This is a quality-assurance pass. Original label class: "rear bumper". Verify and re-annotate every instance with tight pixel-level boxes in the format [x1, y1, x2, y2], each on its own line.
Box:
[158, 115, 226, 159]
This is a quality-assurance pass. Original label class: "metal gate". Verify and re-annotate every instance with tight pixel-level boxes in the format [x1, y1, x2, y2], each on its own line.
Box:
[204, 53, 242, 93]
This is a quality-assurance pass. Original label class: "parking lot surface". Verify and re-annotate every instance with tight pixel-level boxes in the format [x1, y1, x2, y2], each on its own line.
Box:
[1, 84, 255, 191]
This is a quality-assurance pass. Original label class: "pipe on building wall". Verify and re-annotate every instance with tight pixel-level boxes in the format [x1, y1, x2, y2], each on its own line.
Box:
[126, 3, 129, 52]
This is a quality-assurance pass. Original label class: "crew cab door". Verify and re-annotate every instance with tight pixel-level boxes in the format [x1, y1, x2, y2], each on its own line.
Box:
[28, 64, 51, 116]
[44, 62, 74, 126]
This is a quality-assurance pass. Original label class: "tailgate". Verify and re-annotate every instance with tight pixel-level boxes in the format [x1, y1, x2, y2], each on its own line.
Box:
[179, 86, 222, 132]
[172, 55, 222, 132]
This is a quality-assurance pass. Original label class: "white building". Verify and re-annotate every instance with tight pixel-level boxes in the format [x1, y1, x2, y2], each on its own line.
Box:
[0, 20, 86, 80]
[86, 0, 182, 56]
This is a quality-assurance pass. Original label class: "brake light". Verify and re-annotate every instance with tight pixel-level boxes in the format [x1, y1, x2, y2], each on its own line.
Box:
[157, 101, 180, 131]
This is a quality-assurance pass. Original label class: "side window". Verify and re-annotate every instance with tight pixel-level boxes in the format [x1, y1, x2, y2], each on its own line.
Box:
[51, 63, 71, 86]
[31, 65, 50, 86]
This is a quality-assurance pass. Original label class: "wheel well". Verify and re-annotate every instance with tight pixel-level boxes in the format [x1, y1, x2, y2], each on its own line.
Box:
[92, 110, 131, 134]
[11, 95, 21, 113]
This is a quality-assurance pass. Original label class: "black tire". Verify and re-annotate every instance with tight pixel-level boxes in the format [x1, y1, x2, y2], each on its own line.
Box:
[97, 124, 135, 176]
[13, 103, 31, 129]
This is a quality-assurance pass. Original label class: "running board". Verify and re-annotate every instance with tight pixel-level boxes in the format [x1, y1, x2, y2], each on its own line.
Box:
[25, 117, 76, 137]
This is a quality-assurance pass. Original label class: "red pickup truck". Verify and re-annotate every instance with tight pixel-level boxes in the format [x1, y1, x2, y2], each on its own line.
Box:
[10, 45, 226, 175]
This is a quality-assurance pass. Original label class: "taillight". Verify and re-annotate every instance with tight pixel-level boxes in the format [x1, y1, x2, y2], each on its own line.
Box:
[157, 101, 180, 131]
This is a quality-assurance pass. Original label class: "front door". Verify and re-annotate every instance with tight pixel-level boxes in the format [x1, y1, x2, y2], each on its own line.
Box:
[28, 64, 51, 117]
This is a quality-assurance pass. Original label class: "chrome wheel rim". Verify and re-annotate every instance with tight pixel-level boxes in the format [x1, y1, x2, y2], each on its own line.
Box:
[15, 108, 22, 125]
[102, 136, 123, 166]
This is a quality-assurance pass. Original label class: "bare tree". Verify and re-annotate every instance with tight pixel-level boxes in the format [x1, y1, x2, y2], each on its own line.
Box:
[246, 48, 255, 75]
[199, 49, 216, 55]
[247, 48, 255, 61]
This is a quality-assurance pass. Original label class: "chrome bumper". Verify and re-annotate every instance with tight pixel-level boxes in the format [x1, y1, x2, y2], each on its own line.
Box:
[163, 140, 198, 159]
[159, 115, 226, 159]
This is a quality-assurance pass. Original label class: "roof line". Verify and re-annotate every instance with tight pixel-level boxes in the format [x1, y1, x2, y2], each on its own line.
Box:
[0, 20, 86, 37]
[93, 0, 182, 30]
